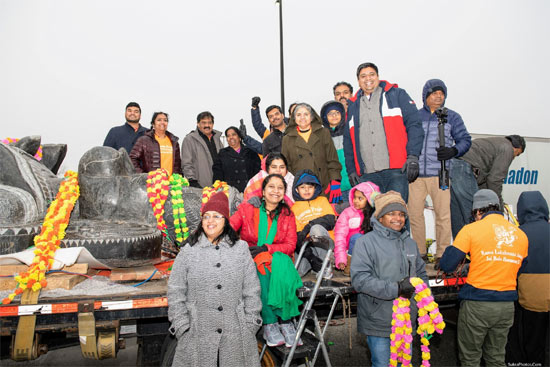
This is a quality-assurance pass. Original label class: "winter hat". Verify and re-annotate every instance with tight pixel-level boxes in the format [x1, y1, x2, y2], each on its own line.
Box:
[201, 191, 230, 220]
[472, 189, 499, 210]
[373, 190, 408, 219]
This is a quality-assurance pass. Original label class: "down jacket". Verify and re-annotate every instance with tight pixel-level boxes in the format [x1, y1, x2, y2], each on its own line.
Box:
[418, 79, 471, 177]
[230, 200, 297, 256]
[129, 130, 182, 174]
[333, 182, 380, 266]
[167, 235, 262, 367]
[281, 107, 341, 191]
[351, 218, 428, 338]
[343, 80, 424, 176]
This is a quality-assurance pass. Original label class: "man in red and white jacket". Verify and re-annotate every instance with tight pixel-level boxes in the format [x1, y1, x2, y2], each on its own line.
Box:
[343, 62, 424, 203]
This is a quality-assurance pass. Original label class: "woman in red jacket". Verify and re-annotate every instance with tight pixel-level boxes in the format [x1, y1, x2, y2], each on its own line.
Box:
[230, 174, 302, 348]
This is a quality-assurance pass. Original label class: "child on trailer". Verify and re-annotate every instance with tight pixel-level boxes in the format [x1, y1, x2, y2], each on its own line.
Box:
[334, 181, 380, 276]
[291, 169, 337, 279]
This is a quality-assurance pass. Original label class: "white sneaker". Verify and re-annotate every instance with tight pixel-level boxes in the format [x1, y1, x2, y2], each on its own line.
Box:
[279, 321, 304, 348]
[263, 323, 285, 347]
[314, 266, 333, 279]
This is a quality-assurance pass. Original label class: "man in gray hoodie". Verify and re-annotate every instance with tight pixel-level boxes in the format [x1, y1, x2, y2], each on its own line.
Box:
[351, 191, 428, 367]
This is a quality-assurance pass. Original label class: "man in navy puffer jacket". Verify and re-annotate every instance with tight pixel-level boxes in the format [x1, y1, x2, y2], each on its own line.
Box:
[408, 79, 471, 263]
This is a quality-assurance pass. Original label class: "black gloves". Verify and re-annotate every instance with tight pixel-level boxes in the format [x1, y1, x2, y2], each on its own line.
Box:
[348, 172, 360, 187]
[249, 245, 268, 258]
[436, 146, 458, 161]
[401, 155, 419, 183]
[296, 226, 311, 250]
[188, 179, 201, 188]
[397, 278, 415, 299]
[239, 119, 247, 137]
[251, 96, 261, 109]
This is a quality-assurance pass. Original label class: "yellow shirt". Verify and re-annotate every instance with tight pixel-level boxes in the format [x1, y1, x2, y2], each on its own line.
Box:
[155, 135, 173, 176]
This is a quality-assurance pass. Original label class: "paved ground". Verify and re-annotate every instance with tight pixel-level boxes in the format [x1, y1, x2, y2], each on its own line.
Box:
[1, 305, 460, 367]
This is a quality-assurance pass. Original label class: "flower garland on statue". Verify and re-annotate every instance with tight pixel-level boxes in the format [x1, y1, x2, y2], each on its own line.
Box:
[146, 169, 170, 236]
[390, 277, 446, 367]
[201, 180, 230, 205]
[2, 137, 43, 161]
[169, 173, 190, 245]
[2, 171, 79, 305]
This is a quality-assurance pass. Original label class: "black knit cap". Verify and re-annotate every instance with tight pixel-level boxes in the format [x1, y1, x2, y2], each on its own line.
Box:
[426, 86, 445, 99]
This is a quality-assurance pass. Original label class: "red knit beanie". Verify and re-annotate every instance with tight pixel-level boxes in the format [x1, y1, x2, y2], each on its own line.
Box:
[201, 191, 230, 220]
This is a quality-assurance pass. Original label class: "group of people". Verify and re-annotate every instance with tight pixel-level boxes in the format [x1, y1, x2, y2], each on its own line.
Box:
[103, 61, 547, 367]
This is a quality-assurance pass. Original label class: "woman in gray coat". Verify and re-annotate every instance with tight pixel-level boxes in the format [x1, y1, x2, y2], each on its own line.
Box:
[168, 191, 262, 367]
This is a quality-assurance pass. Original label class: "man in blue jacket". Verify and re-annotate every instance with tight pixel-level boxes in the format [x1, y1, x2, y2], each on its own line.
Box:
[343, 62, 424, 203]
[408, 79, 471, 263]
[103, 102, 147, 153]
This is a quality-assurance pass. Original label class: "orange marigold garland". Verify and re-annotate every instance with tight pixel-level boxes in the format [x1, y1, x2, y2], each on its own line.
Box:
[146, 169, 170, 235]
[2, 171, 79, 305]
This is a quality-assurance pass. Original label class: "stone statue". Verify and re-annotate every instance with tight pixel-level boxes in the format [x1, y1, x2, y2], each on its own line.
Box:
[0, 137, 243, 267]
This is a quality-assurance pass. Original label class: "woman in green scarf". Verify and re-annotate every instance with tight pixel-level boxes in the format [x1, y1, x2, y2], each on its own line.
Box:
[230, 174, 303, 348]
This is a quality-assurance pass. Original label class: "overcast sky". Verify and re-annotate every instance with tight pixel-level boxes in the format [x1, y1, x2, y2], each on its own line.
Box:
[1, 0, 549, 171]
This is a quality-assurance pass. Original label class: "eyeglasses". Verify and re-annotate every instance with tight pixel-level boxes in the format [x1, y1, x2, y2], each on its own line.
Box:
[202, 214, 224, 221]
[327, 111, 341, 117]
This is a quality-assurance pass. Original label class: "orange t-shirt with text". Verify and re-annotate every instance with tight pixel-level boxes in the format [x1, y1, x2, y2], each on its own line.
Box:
[155, 135, 173, 176]
[453, 213, 528, 292]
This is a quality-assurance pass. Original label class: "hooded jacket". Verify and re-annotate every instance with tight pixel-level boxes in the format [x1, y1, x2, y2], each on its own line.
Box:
[333, 181, 380, 266]
[181, 129, 223, 187]
[343, 80, 424, 176]
[129, 129, 182, 175]
[418, 79, 471, 177]
[291, 169, 336, 237]
[281, 106, 341, 191]
[321, 101, 351, 192]
[517, 191, 550, 312]
[350, 217, 428, 337]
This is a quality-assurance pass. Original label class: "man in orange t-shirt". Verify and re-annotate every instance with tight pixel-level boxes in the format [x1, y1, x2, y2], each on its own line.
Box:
[440, 189, 528, 367]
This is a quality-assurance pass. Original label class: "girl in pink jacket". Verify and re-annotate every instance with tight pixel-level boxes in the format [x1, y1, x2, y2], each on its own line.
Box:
[334, 181, 380, 272]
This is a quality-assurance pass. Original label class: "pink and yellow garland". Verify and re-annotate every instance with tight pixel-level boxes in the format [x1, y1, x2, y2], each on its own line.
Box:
[390, 277, 445, 367]
[146, 169, 170, 235]
[2, 137, 43, 161]
[2, 171, 79, 305]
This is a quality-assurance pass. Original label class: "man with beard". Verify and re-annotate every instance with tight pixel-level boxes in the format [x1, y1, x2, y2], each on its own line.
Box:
[103, 102, 147, 153]
[181, 111, 223, 188]
[333, 81, 353, 113]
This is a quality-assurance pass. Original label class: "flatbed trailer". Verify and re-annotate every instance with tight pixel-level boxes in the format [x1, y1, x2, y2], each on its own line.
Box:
[0, 264, 464, 365]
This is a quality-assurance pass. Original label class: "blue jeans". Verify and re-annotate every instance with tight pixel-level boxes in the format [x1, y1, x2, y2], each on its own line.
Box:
[366, 336, 392, 367]
[450, 159, 478, 238]
[348, 233, 362, 255]
[359, 168, 409, 203]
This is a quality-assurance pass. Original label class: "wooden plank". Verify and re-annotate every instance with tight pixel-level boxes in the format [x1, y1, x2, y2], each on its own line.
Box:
[0, 264, 89, 291]
[109, 265, 162, 282]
